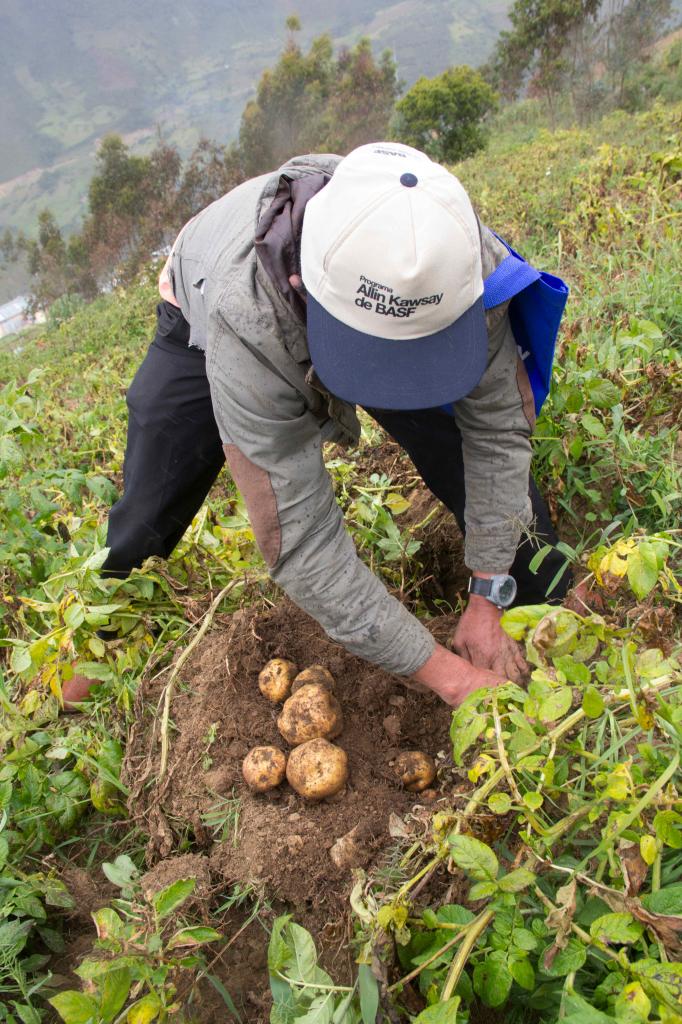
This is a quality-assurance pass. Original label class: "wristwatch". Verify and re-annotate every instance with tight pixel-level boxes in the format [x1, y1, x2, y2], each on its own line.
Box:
[468, 574, 517, 609]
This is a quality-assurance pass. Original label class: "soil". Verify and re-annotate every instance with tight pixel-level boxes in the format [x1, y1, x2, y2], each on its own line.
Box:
[124, 600, 458, 960]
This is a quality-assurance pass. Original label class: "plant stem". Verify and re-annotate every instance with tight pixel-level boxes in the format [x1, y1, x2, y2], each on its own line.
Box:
[159, 580, 239, 779]
[440, 909, 494, 1002]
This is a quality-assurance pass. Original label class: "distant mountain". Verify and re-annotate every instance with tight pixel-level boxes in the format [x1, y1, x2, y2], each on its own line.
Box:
[0, 0, 509, 295]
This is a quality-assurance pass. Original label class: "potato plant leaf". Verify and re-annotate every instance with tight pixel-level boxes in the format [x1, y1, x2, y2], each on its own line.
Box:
[167, 926, 222, 949]
[627, 542, 659, 600]
[99, 966, 132, 1021]
[126, 993, 162, 1024]
[541, 937, 586, 977]
[48, 991, 99, 1024]
[413, 997, 461, 1022]
[590, 912, 644, 945]
[448, 836, 498, 882]
[473, 958, 512, 1007]
[151, 878, 195, 920]
[450, 699, 487, 766]
[498, 867, 536, 893]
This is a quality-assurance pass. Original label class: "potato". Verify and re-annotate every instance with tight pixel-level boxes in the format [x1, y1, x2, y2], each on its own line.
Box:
[277, 683, 343, 746]
[242, 746, 287, 792]
[258, 658, 298, 703]
[286, 738, 348, 800]
[394, 751, 437, 792]
[291, 665, 336, 694]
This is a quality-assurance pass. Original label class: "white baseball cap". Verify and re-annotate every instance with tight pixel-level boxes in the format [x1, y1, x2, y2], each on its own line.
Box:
[300, 142, 487, 409]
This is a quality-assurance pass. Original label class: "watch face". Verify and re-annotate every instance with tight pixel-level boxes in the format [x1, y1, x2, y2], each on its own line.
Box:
[497, 576, 517, 607]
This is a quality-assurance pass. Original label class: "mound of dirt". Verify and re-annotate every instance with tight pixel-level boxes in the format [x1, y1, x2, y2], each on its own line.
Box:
[125, 600, 456, 937]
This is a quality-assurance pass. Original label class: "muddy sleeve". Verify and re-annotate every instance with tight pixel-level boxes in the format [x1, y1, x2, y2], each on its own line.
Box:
[206, 313, 435, 676]
[452, 308, 535, 573]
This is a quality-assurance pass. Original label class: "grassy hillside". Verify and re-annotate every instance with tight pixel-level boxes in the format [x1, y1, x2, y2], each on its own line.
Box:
[0, 101, 680, 1023]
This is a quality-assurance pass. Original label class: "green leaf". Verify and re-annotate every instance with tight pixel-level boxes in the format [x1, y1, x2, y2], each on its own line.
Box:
[468, 880, 498, 901]
[450, 700, 487, 766]
[102, 855, 139, 895]
[269, 916, 293, 975]
[288, 921, 325, 985]
[581, 412, 606, 438]
[49, 991, 99, 1024]
[540, 937, 587, 977]
[436, 906, 475, 926]
[511, 927, 538, 952]
[413, 998, 461, 1023]
[295, 992, 336, 1024]
[654, 810, 682, 849]
[448, 835, 498, 882]
[473, 958, 512, 1007]
[523, 792, 543, 811]
[627, 543, 659, 600]
[590, 913, 644, 945]
[538, 686, 572, 723]
[554, 656, 590, 686]
[92, 907, 124, 941]
[167, 925, 222, 949]
[358, 964, 379, 1024]
[562, 991, 617, 1023]
[100, 966, 132, 1022]
[510, 957, 535, 990]
[582, 686, 605, 719]
[151, 877, 195, 920]
[498, 868, 535, 893]
[631, 959, 682, 1013]
[488, 793, 512, 815]
[500, 604, 553, 641]
[585, 377, 621, 409]
[641, 884, 682, 915]
[126, 993, 162, 1024]
[15, 1003, 43, 1024]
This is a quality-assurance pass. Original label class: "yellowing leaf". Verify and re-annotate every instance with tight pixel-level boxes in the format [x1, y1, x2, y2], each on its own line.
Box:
[127, 993, 161, 1024]
[384, 493, 411, 515]
[605, 766, 630, 801]
[640, 835, 658, 866]
[468, 754, 494, 783]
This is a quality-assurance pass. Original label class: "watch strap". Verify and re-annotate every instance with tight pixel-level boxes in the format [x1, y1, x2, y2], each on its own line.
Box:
[468, 576, 494, 598]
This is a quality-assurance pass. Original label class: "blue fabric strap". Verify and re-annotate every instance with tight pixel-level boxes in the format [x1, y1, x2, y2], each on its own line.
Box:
[483, 254, 540, 309]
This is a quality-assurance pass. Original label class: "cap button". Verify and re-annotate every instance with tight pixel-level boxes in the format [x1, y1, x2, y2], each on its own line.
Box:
[400, 172, 418, 188]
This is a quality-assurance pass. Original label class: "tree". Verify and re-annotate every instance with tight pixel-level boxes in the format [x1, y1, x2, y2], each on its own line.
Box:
[81, 133, 181, 286]
[238, 32, 335, 175]
[487, 0, 602, 119]
[604, 0, 672, 104]
[175, 139, 246, 225]
[320, 40, 400, 153]
[392, 67, 498, 164]
[238, 25, 400, 175]
[16, 211, 98, 313]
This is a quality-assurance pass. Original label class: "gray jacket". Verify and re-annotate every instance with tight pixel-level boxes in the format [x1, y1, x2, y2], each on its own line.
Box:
[168, 155, 535, 675]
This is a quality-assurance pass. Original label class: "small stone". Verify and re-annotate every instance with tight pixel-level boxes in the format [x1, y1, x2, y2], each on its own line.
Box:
[285, 834, 304, 853]
[382, 714, 401, 742]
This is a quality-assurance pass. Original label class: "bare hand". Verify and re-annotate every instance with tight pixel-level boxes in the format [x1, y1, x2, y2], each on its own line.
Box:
[451, 597, 527, 682]
[411, 643, 505, 707]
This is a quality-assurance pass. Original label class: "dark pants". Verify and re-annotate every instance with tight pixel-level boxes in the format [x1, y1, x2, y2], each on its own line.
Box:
[103, 304, 224, 576]
[104, 302, 568, 602]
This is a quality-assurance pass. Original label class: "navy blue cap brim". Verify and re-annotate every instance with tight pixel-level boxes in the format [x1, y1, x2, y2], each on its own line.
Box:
[306, 294, 488, 410]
